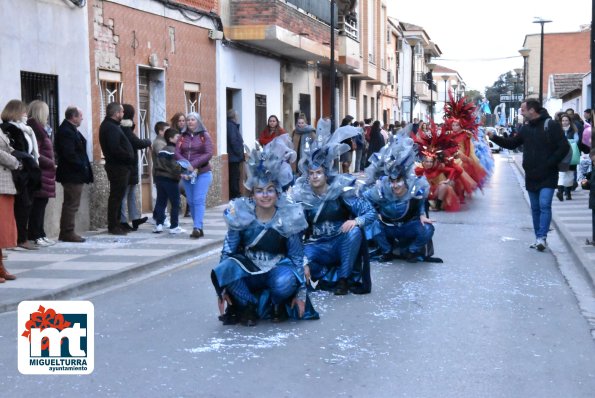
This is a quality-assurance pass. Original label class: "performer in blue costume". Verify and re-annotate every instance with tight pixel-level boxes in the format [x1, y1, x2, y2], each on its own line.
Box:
[363, 134, 443, 263]
[211, 137, 318, 326]
[473, 125, 495, 178]
[291, 124, 376, 295]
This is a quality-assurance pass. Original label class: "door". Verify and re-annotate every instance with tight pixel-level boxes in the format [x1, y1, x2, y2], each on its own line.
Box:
[138, 70, 152, 212]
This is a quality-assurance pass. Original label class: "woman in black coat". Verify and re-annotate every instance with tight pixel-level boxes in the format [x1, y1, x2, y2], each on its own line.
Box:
[120, 104, 151, 231]
[366, 120, 385, 167]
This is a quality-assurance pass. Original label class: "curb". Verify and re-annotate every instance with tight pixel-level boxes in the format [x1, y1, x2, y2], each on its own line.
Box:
[0, 238, 223, 314]
[508, 153, 595, 288]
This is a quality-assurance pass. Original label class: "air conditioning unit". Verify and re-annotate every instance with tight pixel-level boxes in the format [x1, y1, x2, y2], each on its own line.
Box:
[208, 29, 224, 40]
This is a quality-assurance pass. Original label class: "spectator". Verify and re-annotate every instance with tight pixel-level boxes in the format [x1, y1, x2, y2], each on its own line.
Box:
[0, 100, 40, 250]
[339, 115, 355, 173]
[0, 111, 20, 281]
[258, 115, 286, 147]
[175, 112, 213, 238]
[227, 109, 244, 199]
[366, 121, 384, 167]
[153, 128, 184, 234]
[55, 106, 93, 242]
[151, 121, 169, 225]
[352, 121, 364, 173]
[99, 102, 134, 235]
[119, 104, 151, 231]
[27, 100, 56, 247]
[170, 112, 190, 217]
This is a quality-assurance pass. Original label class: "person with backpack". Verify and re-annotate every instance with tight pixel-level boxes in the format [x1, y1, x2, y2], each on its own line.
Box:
[488, 99, 569, 251]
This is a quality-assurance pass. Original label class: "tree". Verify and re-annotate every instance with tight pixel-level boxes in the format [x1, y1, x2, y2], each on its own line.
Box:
[485, 71, 515, 113]
[464, 90, 482, 104]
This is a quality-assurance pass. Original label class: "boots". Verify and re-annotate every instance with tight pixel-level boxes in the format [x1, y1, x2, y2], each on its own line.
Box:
[240, 303, 258, 326]
[564, 187, 572, 200]
[0, 261, 16, 281]
[334, 278, 349, 296]
[556, 186, 564, 201]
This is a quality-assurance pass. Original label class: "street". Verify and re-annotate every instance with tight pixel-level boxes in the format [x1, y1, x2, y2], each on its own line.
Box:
[1, 155, 595, 397]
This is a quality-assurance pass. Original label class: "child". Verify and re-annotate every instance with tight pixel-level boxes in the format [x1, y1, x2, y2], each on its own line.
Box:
[153, 128, 184, 234]
[152, 121, 170, 227]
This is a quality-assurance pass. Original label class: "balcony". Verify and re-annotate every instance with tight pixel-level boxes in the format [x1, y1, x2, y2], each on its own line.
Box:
[225, 0, 360, 72]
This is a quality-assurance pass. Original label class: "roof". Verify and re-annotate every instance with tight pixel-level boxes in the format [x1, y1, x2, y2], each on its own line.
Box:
[433, 65, 457, 74]
[552, 73, 583, 98]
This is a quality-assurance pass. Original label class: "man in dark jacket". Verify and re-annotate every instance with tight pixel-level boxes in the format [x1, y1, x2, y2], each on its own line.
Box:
[488, 99, 570, 251]
[55, 106, 93, 242]
[99, 102, 134, 235]
[226, 109, 244, 199]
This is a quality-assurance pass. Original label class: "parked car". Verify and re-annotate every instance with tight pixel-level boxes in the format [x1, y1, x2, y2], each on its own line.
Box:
[486, 127, 501, 153]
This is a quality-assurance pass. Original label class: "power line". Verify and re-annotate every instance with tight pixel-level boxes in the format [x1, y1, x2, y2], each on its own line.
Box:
[436, 55, 522, 62]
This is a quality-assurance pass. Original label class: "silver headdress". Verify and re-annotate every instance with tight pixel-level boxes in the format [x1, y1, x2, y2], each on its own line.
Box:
[364, 129, 417, 185]
[244, 134, 296, 191]
[297, 124, 360, 175]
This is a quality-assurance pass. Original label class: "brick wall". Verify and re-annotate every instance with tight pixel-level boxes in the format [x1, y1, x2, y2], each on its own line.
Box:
[176, 0, 218, 11]
[543, 30, 590, 96]
[87, 0, 221, 228]
[230, 0, 331, 43]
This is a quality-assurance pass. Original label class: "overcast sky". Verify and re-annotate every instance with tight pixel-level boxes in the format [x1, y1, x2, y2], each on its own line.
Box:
[388, 0, 591, 93]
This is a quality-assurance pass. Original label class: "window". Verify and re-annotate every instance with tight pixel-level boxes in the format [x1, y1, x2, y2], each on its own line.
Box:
[184, 82, 201, 114]
[350, 81, 357, 99]
[98, 70, 122, 121]
[20, 71, 59, 135]
[363, 95, 368, 118]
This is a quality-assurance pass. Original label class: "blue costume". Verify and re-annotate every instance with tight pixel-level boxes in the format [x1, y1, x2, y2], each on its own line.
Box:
[292, 124, 376, 294]
[292, 175, 376, 293]
[211, 138, 318, 325]
[473, 126, 495, 178]
[363, 133, 442, 263]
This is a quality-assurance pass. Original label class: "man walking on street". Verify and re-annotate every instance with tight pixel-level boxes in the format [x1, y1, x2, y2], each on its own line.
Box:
[99, 102, 134, 235]
[488, 99, 569, 251]
[55, 106, 93, 242]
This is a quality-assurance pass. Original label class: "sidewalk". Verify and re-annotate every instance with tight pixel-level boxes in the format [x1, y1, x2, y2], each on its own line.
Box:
[0, 205, 228, 313]
[508, 152, 595, 286]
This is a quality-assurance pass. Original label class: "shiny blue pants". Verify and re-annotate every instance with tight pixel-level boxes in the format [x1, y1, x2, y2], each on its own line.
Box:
[376, 220, 434, 255]
[305, 228, 362, 280]
[225, 265, 299, 306]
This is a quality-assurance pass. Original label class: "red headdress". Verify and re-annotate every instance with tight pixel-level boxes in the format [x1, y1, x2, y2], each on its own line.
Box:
[442, 91, 479, 139]
[411, 120, 460, 163]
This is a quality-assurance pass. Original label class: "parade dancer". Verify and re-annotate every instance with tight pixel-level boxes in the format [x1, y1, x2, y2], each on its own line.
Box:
[363, 135, 442, 263]
[211, 139, 318, 326]
[291, 124, 376, 295]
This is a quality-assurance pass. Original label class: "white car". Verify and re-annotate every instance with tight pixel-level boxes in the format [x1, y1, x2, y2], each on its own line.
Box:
[486, 127, 501, 153]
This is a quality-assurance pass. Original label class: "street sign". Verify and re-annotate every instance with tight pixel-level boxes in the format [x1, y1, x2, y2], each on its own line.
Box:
[500, 94, 524, 102]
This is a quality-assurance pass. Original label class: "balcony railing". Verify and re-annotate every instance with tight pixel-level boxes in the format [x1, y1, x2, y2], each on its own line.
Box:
[285, 0, 337, 25]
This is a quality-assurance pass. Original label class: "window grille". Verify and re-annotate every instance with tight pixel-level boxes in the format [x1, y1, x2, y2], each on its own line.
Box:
[20, 71, 59, 135]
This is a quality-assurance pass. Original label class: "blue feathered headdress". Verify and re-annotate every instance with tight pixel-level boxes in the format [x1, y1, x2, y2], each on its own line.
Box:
[297, 122, 360, 175]
[244, 134, 296, 191]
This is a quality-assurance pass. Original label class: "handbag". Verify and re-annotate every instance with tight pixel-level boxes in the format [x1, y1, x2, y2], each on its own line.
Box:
[569, 141, 580, 166]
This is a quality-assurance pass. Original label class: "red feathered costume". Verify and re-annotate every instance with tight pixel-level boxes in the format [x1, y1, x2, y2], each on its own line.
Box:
[442, 92, 488, 190]
[411, 120, 476, 211]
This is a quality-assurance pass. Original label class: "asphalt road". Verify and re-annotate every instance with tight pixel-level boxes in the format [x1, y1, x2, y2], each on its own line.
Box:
[1, 156, 595, 397]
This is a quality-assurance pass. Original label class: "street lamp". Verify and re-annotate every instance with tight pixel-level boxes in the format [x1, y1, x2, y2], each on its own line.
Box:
[329, 0, 336, 132]
[513, 68, 523, 121]
[441, 74, 449, 104]
[407, 36, 421, 123]
[533, 18, 552, 104]
[518, 47, 531, 97]
[427, 61, 436, 122]
[451, 81, 458, 100]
